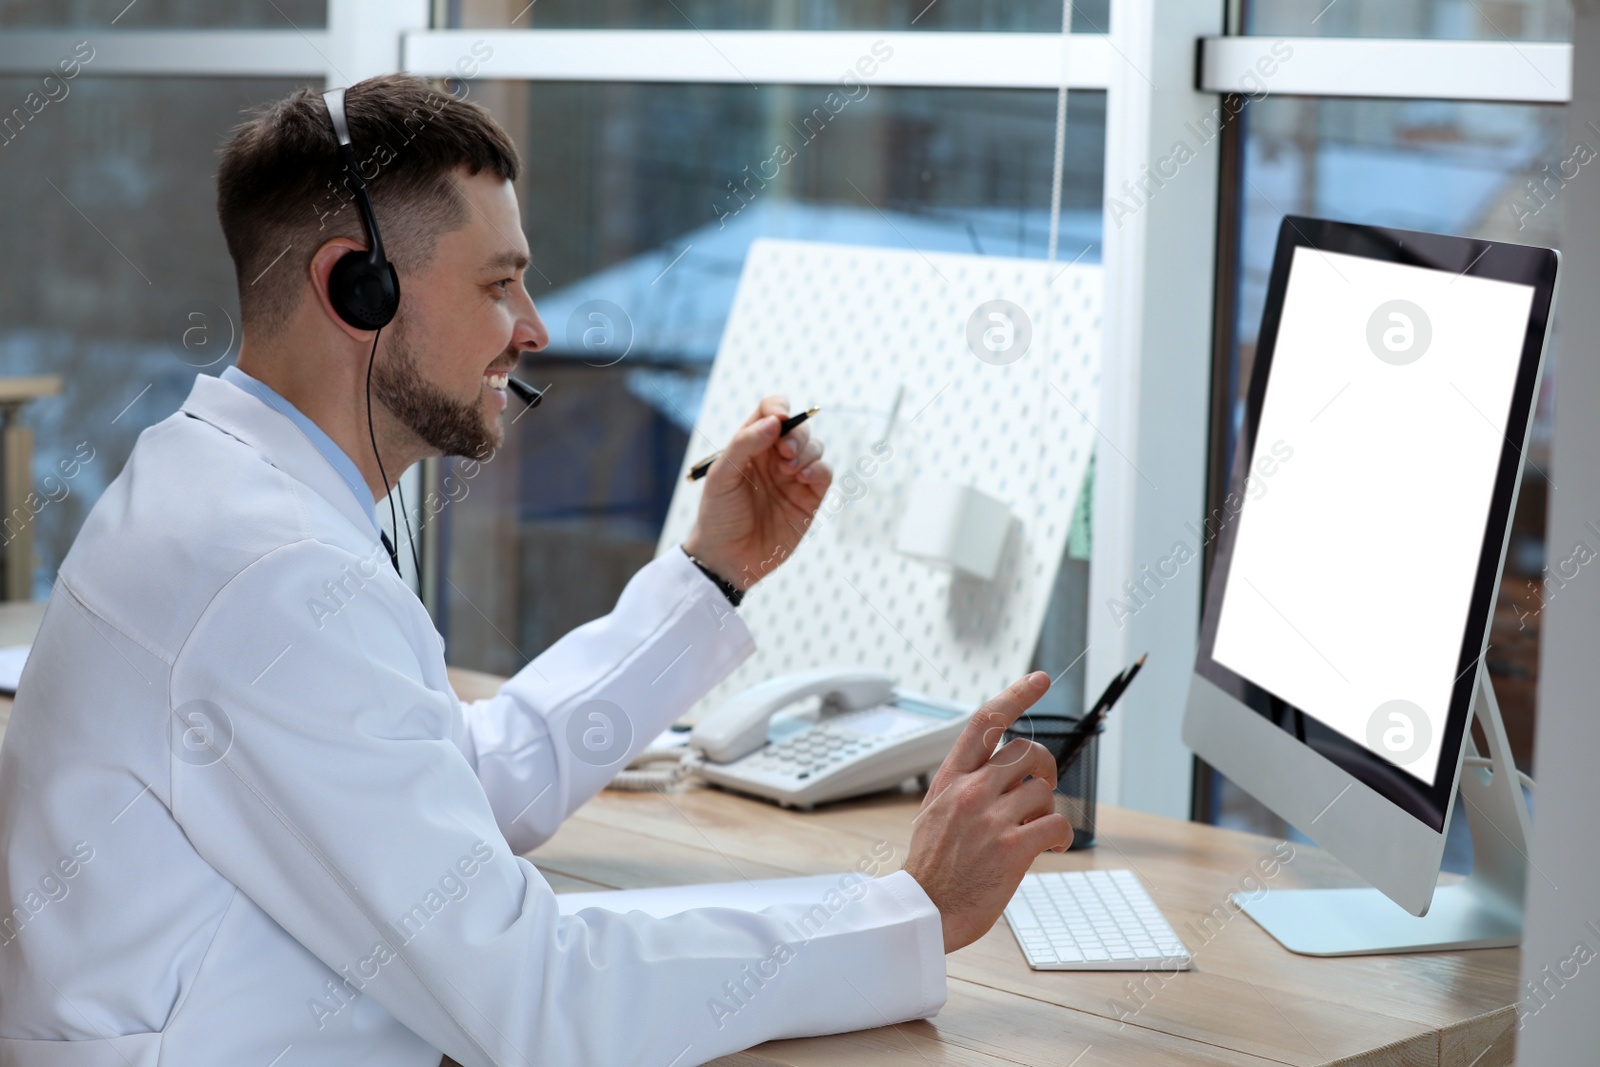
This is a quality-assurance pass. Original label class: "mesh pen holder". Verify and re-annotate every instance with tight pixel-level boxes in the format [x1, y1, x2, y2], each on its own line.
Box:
[1003, 713, 1100, 850]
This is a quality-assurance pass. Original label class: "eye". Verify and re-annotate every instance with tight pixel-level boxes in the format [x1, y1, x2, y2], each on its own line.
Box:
[492, 278, 514, 295]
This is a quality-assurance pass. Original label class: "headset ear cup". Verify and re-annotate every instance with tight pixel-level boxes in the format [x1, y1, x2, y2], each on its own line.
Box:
[328, 251, 400, 330]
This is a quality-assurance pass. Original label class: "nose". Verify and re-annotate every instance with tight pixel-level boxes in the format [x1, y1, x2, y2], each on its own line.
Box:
[513, 280, 549, 355]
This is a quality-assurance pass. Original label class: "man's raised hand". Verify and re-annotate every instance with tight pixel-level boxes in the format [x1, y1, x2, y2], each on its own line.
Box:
[681, 395, 830, 591]
[902, 671, 1073, 953]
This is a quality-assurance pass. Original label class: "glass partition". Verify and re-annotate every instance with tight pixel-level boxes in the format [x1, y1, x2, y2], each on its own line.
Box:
[0, 0, 326, 28]
[0, 74, 317, 596]
[456, 0, 1110, 33]
[1244, 0, 1568, 42]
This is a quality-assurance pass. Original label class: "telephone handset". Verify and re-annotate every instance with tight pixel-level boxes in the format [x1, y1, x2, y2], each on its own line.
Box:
[689, 668, 896, 762]
[688, 668, 973, 810]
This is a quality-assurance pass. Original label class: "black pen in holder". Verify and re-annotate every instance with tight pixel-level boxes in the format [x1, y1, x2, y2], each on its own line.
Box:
[1003, 713, 1101, 850]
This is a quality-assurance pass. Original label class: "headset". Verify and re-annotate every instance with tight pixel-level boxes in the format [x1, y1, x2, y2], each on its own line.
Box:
[320, 86, 545, 577]
[321, 87, 400, 330]
[321, 86, 413, 577]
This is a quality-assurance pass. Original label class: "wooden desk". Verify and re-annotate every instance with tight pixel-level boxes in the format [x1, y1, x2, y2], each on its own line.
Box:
[448, 669, 1520, 1067]
[0, 650, 1521, 1066]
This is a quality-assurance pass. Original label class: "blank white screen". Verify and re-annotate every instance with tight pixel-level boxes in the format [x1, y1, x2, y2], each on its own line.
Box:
[1212, 247, 1534, 785]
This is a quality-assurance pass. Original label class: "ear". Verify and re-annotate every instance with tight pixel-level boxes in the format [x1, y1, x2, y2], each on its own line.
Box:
[308, 237, 384, 343]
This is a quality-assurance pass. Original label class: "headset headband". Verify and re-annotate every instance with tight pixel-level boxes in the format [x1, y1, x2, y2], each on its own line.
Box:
[323, 86, 355, 147]
[318, 85, 398, 331]
[320, 88, 390, 273]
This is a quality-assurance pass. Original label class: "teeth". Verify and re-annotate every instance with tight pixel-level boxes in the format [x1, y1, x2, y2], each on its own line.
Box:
[484, 373, 509, 390]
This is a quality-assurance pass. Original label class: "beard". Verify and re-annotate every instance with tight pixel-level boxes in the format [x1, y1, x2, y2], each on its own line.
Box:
[370, 314, 501, 462]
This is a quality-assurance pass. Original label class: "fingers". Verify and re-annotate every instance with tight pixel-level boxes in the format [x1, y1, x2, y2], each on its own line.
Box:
[747, 394, 789, 426]
[776, 419, 809, 455]
[796, 456, 832, 490]
[995, 773, 1055, 822]
[1015, 811, 1075, 855]
[715, 413, 782, 474]
[775, 420, 830, 489]
[725, 396, 836, 480]
[986, 738, 1059, 795]
[943, 672, 1052, 776]
[780, 435, 822, 474]
[712, 396, 791, 476]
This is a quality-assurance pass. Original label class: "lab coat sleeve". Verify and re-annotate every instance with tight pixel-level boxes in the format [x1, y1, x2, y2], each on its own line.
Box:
[460, 545, 757, 853]
[169, 539, 946, 1067]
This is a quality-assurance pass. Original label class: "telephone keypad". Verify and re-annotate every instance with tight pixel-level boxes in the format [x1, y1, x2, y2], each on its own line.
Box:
[699, 690, 971, 807]
[752, 729, 886, 779]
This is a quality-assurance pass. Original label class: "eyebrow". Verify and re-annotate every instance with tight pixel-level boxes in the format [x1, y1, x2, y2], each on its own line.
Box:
[482, 250, 530, 273]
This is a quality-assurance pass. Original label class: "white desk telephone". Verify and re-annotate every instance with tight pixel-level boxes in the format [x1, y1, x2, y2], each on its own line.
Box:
[681, 668, 973, 809]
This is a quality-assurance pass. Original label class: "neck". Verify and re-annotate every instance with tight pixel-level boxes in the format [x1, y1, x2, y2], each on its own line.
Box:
[236, 328, 428, 500]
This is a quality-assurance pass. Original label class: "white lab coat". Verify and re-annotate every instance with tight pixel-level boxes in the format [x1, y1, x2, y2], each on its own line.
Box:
[0, 374, 945, 1066]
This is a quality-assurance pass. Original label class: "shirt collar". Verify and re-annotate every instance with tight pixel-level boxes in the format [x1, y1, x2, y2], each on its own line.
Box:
[220, 365, 377, 527]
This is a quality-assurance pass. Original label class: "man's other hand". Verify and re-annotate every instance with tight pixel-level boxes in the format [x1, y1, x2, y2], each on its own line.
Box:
[903, 671, 1073, 953]
[681, 395, 830, 592]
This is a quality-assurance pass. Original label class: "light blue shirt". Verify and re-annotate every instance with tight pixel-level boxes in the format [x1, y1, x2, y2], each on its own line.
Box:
[220, 365, 377, 528]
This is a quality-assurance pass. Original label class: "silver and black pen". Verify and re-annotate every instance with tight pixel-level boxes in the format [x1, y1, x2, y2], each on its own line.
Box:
[686, 407, 819, 482]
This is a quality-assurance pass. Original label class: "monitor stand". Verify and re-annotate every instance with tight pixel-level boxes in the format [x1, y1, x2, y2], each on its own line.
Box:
[1236, 668, 1530, 956]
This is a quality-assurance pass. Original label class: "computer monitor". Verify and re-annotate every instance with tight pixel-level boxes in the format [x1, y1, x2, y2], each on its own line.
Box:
[1182, 216, 1558, 956]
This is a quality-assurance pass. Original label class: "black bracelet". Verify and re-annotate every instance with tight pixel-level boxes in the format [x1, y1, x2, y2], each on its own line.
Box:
[682, 546, 744, 607]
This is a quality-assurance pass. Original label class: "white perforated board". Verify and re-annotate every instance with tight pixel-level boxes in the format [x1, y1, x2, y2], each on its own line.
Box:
[657, 239, 1101, 720]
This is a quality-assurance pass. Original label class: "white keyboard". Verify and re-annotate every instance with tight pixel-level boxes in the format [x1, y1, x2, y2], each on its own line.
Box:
[1004, 870, 1193, 971]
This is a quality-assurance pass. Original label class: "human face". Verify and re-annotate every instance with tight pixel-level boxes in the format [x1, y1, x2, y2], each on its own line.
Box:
[372, 170, 547, 460]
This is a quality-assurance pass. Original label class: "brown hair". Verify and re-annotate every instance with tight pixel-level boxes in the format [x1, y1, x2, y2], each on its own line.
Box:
[216, 72, 520, 336]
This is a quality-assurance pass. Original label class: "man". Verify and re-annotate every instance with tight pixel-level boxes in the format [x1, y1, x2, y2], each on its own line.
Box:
[0, 74, 1069, 1066]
